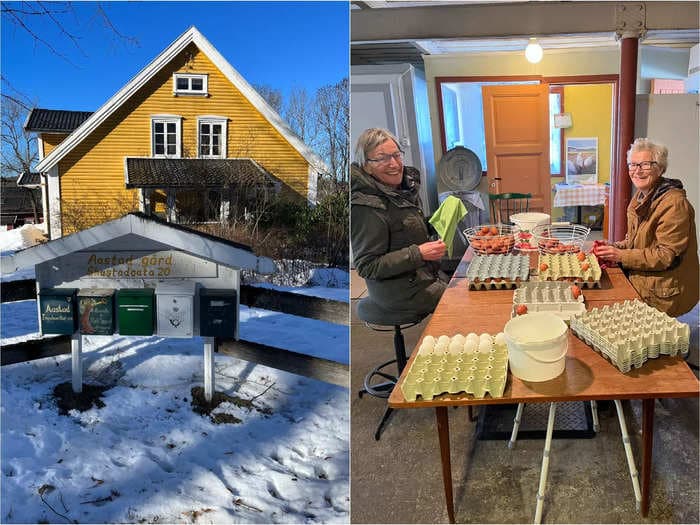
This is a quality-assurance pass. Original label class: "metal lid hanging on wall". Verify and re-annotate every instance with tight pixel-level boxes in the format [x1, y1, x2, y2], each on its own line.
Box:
[436, 146, 483, 194]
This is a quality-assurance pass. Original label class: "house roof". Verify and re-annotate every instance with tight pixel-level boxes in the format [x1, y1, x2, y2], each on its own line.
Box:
[1, 212, 277, 274]
[17, 171, 41, 187]
[35, 26, 328, 175]
[24, 109, 93, 133]
[0, 178, 41, 223]
[125, 157, 278, 189]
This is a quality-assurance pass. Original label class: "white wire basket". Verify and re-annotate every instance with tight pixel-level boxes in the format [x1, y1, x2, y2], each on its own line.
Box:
[463, 224, 515, 255]
[532, 224, 591, 255]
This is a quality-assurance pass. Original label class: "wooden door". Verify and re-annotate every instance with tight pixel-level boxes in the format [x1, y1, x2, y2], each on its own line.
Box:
[482, 84, 551, 215]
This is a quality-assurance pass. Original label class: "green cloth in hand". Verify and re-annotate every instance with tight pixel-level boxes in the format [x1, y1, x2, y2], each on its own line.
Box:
[429, 196, 468, 258]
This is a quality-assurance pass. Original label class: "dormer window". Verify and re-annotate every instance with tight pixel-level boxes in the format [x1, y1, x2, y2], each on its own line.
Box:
[173, 73, 208, 96]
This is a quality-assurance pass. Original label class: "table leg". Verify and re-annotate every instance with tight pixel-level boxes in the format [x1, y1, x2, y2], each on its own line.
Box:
[641, 398, 655, 517]
[436, 406, 455, 524]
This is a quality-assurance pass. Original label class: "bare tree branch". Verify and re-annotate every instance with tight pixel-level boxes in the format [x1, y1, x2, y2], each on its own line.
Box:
[1, 1, 138, 66]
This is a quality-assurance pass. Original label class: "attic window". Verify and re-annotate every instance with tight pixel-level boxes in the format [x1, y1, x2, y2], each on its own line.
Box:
[173, 73, 208, 96]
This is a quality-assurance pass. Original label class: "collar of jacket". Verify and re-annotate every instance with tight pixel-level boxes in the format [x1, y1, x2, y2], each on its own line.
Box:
[351, 162, 421, 209]
[633, 177, 685, 217]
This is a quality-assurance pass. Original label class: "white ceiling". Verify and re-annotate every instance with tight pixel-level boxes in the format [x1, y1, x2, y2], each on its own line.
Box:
[350, 2, 699, 67]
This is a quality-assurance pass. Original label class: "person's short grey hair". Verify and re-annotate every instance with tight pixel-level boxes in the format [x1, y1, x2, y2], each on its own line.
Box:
[627, 138, 668, 174]
[354, 128, 401, 166]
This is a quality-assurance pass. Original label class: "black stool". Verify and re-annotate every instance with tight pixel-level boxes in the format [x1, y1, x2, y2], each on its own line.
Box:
[357, 297, 426, 440]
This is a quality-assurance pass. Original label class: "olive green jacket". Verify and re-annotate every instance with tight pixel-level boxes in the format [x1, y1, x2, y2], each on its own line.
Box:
[351, 163, 446, 316]
[614, 178, 699, 316]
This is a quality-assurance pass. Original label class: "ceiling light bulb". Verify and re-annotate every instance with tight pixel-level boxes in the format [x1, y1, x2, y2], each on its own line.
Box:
[525, 38, 543, 64]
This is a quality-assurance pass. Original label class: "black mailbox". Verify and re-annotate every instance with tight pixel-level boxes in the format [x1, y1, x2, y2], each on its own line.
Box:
[39, 288, 78, 334]
[199, 289, 237, 338]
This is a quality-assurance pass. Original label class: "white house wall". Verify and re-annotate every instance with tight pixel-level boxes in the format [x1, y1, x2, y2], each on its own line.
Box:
[639, 46, 692, 93]
[46, 165, 61, 239]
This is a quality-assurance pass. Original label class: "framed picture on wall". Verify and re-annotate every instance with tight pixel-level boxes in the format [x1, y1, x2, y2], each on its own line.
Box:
[566, 137, 598, 185]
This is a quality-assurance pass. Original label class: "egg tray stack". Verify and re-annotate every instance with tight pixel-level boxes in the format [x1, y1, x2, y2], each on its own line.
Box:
[538, 253, 602, 288]
[401, 333, 509, 402]
[570, 299, 690, 373]
[511, 281, 586, 320]
[465, 254, 530, 290]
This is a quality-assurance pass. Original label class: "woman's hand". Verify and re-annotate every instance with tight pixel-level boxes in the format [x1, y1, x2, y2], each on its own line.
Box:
[419, 239, 447, 261]
[593, 244, 622, 263]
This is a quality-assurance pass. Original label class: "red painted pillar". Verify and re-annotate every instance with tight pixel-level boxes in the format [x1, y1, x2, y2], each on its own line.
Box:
[612, 36, 638, 241]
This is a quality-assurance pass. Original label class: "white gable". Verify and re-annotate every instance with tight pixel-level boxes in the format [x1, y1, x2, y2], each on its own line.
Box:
[1, 214, 277, 275]
[34, 26, 328, 177]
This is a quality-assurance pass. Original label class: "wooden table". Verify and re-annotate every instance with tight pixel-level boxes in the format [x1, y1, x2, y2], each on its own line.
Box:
[389, 260, 699, 523]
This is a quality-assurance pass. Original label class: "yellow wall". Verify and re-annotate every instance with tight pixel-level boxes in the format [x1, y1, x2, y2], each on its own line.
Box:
[41, 133, 69, 157]
[58, 43, 309, 233]
[550, 83, 613, 220]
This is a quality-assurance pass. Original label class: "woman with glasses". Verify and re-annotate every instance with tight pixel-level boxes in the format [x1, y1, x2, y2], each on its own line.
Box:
[351, 128, 448, 316]
[595, 138, 698, 316]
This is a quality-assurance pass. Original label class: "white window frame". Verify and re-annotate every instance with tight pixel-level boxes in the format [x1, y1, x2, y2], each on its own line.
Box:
[173, 73, 208, 96]
[197, 116, 228, 158]
[151, 115, 182, 158]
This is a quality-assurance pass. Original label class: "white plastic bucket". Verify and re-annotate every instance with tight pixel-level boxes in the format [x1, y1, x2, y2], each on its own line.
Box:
[510, 212, 550, 248]
[504, 312, 568, 382]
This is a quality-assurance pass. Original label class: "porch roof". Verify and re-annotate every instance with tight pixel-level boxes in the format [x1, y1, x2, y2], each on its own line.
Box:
[125, 157, 279, 189]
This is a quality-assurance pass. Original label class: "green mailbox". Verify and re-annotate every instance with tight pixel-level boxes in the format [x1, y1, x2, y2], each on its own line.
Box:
[199, 289, 237, 338]
[117, 288, 155, 335]
[39, 288, 78, 334]
[78, 288, 115, 335]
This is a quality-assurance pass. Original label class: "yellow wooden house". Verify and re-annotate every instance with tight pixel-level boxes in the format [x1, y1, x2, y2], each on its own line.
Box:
[24, 26, 327, 239]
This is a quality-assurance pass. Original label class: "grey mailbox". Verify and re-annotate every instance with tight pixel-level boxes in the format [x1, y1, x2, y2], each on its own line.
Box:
[155, 281, 196, 338]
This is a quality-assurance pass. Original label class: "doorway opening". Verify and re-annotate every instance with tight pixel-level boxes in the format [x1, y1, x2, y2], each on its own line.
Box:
[436, 75, 618, 232]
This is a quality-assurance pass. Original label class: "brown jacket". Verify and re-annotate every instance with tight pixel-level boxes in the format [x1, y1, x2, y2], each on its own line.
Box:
[614, 178, 699, 316]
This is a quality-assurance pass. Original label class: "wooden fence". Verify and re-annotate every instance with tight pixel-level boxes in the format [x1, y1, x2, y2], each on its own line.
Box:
[1, 279, 349, 387]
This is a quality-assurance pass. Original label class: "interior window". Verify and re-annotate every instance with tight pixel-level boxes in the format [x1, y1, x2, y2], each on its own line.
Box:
[549, 90, 563, 176]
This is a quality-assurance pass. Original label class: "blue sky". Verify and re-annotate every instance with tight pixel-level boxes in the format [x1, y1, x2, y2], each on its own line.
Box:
[1, 1, 349, 111]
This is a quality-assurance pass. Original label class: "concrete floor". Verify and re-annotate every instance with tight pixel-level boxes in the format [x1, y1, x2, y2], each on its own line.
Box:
[350, 271, 699, 524]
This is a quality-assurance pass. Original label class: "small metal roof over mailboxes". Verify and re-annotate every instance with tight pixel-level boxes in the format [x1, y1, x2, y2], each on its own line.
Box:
[1, 212, 277, 278]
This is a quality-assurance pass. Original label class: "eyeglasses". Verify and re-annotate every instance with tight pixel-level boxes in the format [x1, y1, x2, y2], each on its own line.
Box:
[367, 151, 404, 165]
[627, 161, 658, 171]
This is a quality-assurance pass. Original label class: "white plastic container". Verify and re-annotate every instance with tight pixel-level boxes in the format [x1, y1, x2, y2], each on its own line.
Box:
[510, 212, 551, 249]
[504, 312, 568, 382]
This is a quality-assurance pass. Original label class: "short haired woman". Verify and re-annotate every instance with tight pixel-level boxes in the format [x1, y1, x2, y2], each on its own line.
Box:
[595, 138, 699, 316]
[351, 128, 447, 316]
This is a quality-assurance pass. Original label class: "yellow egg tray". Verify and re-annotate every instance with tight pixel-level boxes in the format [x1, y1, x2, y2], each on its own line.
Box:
[570, 299, 690, 373]
[401, 333, 509, 401]
[538, 253, 602, 288]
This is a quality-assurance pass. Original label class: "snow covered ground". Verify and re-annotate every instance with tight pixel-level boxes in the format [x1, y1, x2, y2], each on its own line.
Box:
[0, 227, 350, 523]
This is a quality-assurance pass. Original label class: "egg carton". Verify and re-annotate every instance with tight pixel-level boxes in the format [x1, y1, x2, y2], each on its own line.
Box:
[466, 254, 530, 290]
[401, 333, 509, 401]
[538, 253, 602, 288]
[570, 299, 690, 373]
[511, 281, 586, 320]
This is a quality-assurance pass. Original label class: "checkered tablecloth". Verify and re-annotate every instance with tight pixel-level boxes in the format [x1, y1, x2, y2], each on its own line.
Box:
[553, 183, 608, 208]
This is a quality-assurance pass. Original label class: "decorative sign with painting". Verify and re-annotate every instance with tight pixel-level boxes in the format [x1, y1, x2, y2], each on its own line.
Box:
[566, 137, 598, 185]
